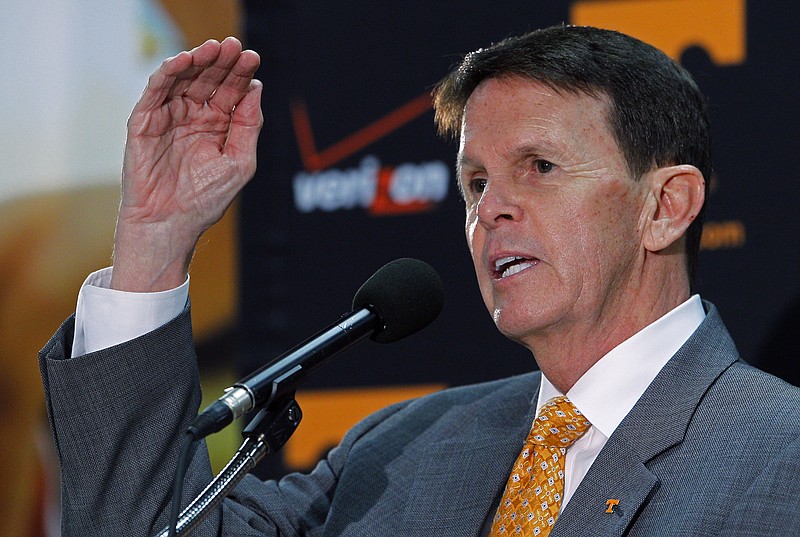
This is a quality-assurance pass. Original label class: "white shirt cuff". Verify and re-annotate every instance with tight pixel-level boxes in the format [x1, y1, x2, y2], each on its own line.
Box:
[71, 267, 189, 358]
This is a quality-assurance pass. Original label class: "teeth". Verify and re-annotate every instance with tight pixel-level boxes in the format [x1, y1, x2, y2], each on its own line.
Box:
[494, 256, 535, 278]
[502, 261, 534, 278]
[494, 256, 525, 271]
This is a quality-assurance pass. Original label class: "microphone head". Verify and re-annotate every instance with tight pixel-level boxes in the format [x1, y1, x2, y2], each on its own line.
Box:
[352, 258, 444, 344]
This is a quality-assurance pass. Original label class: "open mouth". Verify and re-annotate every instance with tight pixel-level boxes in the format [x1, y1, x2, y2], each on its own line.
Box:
[493, 256, 538, 279]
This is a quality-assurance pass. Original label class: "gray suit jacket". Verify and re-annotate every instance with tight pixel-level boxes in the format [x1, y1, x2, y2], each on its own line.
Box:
[40, 302, 800, 536]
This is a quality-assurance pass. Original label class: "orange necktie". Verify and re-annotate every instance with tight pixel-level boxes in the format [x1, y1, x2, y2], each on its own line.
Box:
[489, 396, 591, 536]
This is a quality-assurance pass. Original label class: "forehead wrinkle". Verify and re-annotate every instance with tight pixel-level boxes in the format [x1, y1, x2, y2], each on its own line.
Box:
[498, 117, 570, 161]
[458, 88, 597, 179]
[457, 152, 482, 170]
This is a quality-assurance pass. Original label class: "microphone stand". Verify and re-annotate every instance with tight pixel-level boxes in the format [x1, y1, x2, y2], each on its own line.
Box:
[154, 395, 303, 537]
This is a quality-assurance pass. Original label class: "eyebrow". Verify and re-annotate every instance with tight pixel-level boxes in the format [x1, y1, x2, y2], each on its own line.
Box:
[508, 143, 553, 161]
[454, 153, 484, 198]
[456, 154, 482, 177]
[451, 154, 469, 199]
[458, 143, 551, 175]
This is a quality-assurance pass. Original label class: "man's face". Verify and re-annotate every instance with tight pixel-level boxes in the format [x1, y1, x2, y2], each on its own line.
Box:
[459, 77, 649, 347]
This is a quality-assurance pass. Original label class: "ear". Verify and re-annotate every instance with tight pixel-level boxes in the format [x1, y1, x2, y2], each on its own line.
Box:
[641, 165, 705, 253]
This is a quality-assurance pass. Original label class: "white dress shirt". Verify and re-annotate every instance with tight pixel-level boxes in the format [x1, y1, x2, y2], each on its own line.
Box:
[71, 268, 705, 511]
[536, 294, 706, 509]
[71, 267, 189, 358]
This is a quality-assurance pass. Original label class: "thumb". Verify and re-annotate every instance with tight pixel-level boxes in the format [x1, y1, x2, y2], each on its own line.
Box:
[226, 79, 263, 168]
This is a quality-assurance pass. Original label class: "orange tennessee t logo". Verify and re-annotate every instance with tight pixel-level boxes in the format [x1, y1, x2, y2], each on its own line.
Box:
[605, 499, 620, 513]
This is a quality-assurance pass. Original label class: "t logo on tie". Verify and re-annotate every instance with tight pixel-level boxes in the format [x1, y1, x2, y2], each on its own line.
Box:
[605, 499, 620, 514]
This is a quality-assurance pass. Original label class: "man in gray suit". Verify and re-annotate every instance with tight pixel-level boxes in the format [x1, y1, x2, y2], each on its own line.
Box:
[40, 27, 800, 536]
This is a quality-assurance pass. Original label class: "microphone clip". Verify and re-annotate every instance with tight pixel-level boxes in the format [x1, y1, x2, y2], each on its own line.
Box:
[158, 394, 303, 536]
[242, 394, 303, 453]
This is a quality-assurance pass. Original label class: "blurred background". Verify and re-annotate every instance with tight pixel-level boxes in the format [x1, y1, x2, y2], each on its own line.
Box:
[2, 0, 797, 535]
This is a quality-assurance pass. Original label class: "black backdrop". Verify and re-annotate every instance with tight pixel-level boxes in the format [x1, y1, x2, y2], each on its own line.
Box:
[238, 0, 799, 476]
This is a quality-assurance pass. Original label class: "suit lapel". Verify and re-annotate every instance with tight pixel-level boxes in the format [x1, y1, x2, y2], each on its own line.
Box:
[402, 373, 540, 535]
[552, 445, 657, 537]
[552, 303, 740, 536]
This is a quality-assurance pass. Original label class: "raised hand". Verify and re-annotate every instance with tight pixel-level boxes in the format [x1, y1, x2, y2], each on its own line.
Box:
[111, 37, 262, 292]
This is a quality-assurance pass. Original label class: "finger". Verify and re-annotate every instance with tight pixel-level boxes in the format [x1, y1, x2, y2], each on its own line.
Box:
[131, 40, 221, 116]
[225, 79, 263, 172]
[209, 49, 261, 114]
[132, 50, 195, 114]
[166, 39, 223, 99]
[183, 36, 244, 104]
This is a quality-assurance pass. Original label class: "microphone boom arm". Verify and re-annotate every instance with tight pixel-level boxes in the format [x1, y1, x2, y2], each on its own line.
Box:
[155, 395, 303, 537]
[192, 308, 381, 439]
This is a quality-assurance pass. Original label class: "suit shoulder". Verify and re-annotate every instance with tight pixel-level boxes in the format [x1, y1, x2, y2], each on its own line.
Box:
[720, 360, 800, 400]
[706, 359, 800, 430]
[339, 371, 540, 447]
[405, 371, 541, 409]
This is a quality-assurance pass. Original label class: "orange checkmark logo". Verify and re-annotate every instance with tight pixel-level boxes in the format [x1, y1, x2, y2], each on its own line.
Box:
[291, 93, 432, 173]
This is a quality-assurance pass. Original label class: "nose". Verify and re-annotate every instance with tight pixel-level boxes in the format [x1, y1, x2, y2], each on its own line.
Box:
[476, 181, 523, 229]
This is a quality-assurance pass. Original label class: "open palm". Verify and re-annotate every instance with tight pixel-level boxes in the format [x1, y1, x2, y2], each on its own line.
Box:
[113, 37, 262, 291]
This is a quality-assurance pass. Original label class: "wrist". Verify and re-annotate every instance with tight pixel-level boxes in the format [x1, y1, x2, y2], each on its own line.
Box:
[110, 217, 199, 292]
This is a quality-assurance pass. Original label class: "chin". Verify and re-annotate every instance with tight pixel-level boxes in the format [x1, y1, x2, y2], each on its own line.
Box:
[491, 300, 569, 344]
[493, 310, 542, 345]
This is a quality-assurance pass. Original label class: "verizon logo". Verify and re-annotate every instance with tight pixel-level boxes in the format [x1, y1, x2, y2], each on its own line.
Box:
[290, 94, 449, 215]
[293, 155, 449, 215]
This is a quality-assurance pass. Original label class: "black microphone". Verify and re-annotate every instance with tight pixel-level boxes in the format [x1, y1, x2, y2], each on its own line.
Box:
[189, 258, 444, 439]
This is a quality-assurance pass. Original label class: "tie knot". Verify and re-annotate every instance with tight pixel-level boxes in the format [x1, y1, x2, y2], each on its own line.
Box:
[528, 396, 591, 448]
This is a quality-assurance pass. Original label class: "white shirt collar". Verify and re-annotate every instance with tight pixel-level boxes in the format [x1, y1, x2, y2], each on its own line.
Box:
[537, 295, 706, 437]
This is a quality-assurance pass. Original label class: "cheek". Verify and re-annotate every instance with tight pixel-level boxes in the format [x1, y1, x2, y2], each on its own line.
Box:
[576, 186, 643, 274]
[601, 184, 643, 240]
[548, 185, 639, 267]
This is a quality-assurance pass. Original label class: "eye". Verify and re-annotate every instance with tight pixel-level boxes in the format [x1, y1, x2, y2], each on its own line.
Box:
[535, 160, 554, 174]
[469, 178, 487, 194]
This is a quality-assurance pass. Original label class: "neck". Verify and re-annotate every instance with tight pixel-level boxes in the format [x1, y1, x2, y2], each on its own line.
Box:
[528, 270, 691, 393]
